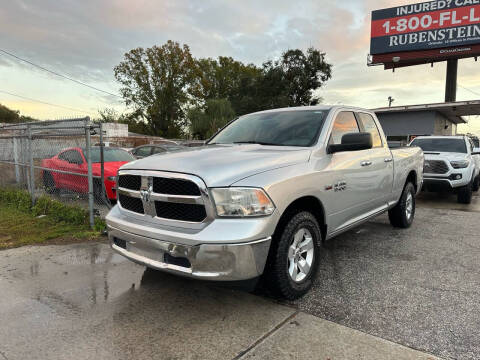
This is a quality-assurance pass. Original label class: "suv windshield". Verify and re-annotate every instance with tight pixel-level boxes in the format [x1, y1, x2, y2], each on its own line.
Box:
[208, 110, 328, 147]
[410, 138, 467, 153]
[87, 148, 136, 163]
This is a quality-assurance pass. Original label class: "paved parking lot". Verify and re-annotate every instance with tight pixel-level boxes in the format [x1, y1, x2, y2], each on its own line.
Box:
[0, 192, 478, 359]
[292, 192, 480, 360]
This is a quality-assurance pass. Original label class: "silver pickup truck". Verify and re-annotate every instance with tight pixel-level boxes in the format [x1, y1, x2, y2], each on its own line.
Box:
[106, 106, 424, 299]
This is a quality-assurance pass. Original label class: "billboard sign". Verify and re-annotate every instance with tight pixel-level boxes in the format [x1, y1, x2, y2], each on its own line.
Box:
[371, 0, 480, 57]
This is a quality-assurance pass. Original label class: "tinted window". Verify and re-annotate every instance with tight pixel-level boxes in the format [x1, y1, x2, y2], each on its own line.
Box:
[86, 148, 136, 163]
[208, 110, 327, 147]
[59, 150, 83, 164]
[358, 113, 382, 147]
[410, 138, 467, 153]
[134, 146, 152, 157]
[329, 112, 359, 145]
[152, 146, 166, 154]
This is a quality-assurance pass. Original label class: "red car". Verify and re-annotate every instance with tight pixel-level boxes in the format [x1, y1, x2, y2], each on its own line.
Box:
[41, 147, 135, 201]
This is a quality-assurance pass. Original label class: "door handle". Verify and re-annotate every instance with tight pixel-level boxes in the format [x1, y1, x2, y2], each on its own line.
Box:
[384, 158, 393, 163]
[361, 161, 372, 167]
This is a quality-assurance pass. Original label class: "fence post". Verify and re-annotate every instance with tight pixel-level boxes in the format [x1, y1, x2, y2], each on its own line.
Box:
[27, 124, 35, 205]
[85, 117, 95, 229]
[99, 122, 107, 206]
[13, 137, 20, 184]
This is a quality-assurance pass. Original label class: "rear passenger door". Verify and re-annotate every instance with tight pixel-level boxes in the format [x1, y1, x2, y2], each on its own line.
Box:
[325, 111, 378, 233]
[356, 112, 394, 207]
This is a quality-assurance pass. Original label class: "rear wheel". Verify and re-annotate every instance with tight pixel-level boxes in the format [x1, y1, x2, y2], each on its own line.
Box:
[389, 182, 416, 228]
[264, 211, 321, 300]
[42, 171, 57, 194]
[458, 182, 473, 204]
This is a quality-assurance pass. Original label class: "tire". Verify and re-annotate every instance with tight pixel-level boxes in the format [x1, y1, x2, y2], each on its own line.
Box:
[388, 182, 416, 228]
[93, 180, 105, 204]
[473, 176, 479, 192]
[458, 182, 473, 204]
[42, 171, 57, 194]
[264, 211, 321, 300]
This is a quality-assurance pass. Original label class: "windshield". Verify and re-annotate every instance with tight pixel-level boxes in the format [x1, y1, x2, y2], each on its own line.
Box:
[86, 148, 136, 163]
[208, 110, 328, 147]
[410, 138, 467, 153]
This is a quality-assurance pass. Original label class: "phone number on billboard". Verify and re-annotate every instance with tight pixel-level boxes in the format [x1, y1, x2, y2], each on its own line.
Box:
[381, 8, 480, 34]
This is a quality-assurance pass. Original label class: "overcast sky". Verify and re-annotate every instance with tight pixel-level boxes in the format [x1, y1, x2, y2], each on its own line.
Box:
[1, 0, 479, 134]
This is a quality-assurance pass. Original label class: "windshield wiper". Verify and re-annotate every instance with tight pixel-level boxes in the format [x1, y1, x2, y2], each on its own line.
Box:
[233, 141, 283, 146]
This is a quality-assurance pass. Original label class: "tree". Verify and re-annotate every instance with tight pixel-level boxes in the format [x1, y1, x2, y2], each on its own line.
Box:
[114, 41, 200, 137]
[0, 103, 37, 123]
[188, 99, 235, 140]
[261, 48, 332, 107]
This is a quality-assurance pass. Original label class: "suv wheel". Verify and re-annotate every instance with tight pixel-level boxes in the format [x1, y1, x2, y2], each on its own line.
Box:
[473, 176, 480, 192]
[458, 181, 473, 204]
[265, 211, 321, 300]
[388, 182, 416, 228]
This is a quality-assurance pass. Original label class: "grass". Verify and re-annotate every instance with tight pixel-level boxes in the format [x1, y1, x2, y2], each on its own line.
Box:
[0, 187, 105, 250]
[0, 204, 102, 250]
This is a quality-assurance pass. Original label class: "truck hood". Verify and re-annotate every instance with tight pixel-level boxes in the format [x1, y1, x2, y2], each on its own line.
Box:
[424, 152, 469, 162]
[120, 144, 311, 186]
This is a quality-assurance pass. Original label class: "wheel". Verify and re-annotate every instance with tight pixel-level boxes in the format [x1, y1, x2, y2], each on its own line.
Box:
[389, 182, 416, 228]
[93, 180, 105, 204]
[264, 211, 321, 300]
[473, 176, 479, 192]
[458, 182, 473, 204]
[42, 171, 57, 194]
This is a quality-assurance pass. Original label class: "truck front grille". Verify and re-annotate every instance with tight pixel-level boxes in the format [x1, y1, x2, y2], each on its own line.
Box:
[154, 201, 207, 222]
[152, 177, 200, 195]
[118, 175, 141, 191]
[117, 171, 211, 225]
[424, 160, 449, 174]
[118, 194, 144, 214]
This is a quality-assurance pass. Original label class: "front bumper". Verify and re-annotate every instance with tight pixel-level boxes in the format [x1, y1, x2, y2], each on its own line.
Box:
[108, 225, 271, 281]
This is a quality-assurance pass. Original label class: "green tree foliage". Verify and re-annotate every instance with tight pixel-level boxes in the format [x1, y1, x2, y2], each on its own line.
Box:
[114, 41, 332, 138]
[114, 41, 200, 137]
[0, 103, 37, 123]
[188, 99, 235, 140]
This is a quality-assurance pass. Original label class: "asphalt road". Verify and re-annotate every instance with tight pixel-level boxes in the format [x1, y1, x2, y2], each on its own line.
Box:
[0, 192, 478, 359]
[291, 192, 480, 360]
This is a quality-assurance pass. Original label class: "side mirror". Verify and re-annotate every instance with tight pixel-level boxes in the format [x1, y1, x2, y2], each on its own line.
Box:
[327, 132, 373, 154]
[472, 148, 480, 155]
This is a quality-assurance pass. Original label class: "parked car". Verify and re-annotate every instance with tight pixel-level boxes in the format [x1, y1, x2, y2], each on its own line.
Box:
[410, 136, 480, 203]
[106, 106, 424, 299]
[130, 144, 186, 159]
[42, 147, 136, 201]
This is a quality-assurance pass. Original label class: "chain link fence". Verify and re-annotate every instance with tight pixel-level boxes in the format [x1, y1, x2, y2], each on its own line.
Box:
[0, 118, 118, 227]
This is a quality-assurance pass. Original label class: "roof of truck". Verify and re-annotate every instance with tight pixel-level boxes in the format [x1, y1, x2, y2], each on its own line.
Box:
[250, 105, 371, 115]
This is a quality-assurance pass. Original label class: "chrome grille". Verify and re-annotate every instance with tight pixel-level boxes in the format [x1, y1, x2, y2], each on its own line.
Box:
[424, 160, 449, 174]
[117, 171, 211, 226]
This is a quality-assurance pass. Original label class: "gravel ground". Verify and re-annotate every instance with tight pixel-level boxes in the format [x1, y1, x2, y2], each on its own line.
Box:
[290, 195, 480, 360]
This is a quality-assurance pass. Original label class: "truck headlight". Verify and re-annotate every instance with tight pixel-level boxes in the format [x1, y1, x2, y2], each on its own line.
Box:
[211, 188, 275, 217]
[107, 176, 116, 181]
[450, 160, 469, 169]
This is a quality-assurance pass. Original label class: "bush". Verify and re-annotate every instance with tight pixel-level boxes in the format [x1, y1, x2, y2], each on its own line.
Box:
[0, 187, 92, 226]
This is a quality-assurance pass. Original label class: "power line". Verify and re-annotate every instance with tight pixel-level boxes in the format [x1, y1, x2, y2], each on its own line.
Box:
[459, 84, 480, 97]
[0, 90, 97, 116]
[0, 48, 123, 99]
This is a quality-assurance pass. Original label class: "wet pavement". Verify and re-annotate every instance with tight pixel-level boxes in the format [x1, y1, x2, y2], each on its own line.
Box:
[0, 243, 437, 360]
[292, 193, 480, 360]
[1, 194, 478, 359]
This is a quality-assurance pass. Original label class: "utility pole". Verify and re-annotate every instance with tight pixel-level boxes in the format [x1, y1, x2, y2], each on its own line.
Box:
[445, 59, 458, 102]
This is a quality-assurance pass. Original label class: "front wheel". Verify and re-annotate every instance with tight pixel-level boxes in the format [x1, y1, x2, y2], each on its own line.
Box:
[472, 176, 479, 192]
[389, 182, 416, 228]
[264, 211, 321, 300]
[458, 182, 473, 204]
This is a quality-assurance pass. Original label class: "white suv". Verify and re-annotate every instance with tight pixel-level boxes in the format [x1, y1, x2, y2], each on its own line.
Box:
[410, 136, 480, 204]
